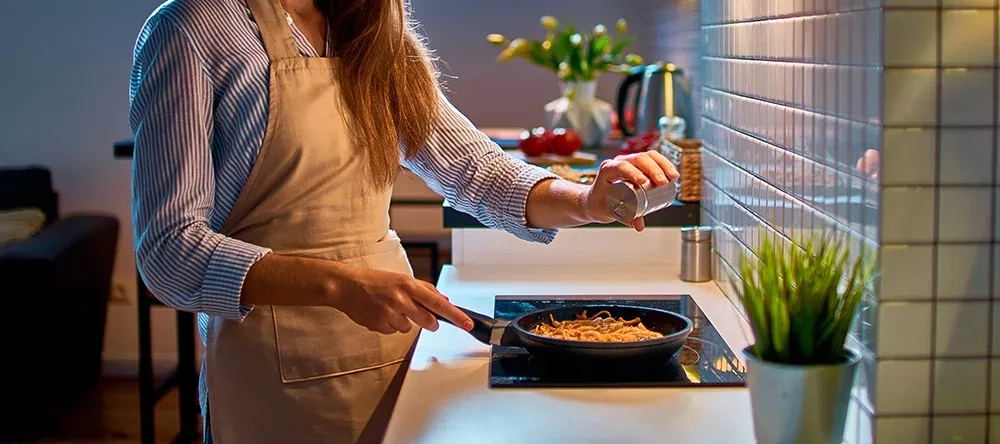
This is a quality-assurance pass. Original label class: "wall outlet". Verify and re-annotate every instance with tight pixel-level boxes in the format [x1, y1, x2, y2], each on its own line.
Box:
[109, 282, 130, 304]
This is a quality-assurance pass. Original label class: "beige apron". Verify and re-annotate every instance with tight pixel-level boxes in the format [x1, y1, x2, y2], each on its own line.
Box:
[203, 0, 419, 442]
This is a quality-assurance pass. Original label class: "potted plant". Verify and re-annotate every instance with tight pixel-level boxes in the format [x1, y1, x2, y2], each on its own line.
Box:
[736, 230, 875, 444]
[486, 17, 645, 147]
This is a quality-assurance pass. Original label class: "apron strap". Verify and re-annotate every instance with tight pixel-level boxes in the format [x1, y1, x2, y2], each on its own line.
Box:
[246, 0, 300, 61]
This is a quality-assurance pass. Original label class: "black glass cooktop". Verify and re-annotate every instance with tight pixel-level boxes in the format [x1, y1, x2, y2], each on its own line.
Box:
[489, 295, 747, 389]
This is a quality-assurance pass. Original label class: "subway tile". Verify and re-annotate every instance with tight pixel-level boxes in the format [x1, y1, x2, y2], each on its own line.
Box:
[877, 301, 933, 357]
[885, 0, 937, 5]
[941, 68, 996, 127]
[933, 359, 989, 413]
[937, 244, 992, 300]
[874, 417, 930, 444]
[942, 10, 997, 66]
[882, 128, 937, 186]
[938, 187, 993, 242]
[940, 128, 994, 186]
[883, 69, 939, 126]
[993, 359, 1000, 413]
[935, 301, 991, 357]
[885, 10, 939, 67]
[933, 416, 988, 443]
[881, 186, 937, 243]
[993, 416, 1000, 444]
[943, 0, 997, 7]
[879, 245, 935, 300]
[994, 303, 1000, 355]
[874, 359, 932, 415]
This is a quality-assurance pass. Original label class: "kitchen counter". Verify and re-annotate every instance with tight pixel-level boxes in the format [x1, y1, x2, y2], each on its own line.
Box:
[382, 264, 757, 444]
[443, 198, 700, 229]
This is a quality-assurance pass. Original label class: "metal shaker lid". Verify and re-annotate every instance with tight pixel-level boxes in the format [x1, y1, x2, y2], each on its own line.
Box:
[681, 226, 713, 241]
[605, 180, 647, 224]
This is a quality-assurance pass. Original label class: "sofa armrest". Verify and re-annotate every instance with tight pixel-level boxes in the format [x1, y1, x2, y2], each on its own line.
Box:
[0, 214, 119, 263]
[0, 214, 120, 301]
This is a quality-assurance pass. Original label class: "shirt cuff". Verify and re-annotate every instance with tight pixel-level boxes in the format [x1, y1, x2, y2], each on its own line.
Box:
[502, 165, 561, 244]
[200, 236, 271, 321]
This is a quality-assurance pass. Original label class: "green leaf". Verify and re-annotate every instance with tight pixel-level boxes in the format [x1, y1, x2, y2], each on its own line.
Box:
[735, 228, 870, 366]
[609, 37, 634, 58]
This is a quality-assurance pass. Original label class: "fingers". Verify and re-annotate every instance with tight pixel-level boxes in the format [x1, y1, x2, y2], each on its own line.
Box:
[601, 159, 647, 186]
[631, 217, 646, 232]
[630, 154, 670, 187]
[646, 151, 680, 180]
[410, 283, 474, 332]
[386, 311, 413, 334]
[602, 152, 679, 188]
[394, 282, 440, 332]
[369, 318, 398, 335]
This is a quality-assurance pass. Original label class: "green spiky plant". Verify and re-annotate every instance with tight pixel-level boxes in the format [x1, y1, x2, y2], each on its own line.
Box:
[486, 16, 645, 87]
[737, 230, 876, 366]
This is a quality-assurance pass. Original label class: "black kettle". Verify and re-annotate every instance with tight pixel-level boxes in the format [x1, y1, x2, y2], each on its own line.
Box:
[615, 62, 691, 138]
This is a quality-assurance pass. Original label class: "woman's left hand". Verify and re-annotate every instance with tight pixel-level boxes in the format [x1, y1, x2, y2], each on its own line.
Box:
[584, 151, 680, 231]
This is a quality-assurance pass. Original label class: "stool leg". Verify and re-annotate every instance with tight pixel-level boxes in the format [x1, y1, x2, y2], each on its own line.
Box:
[176, 311, 199, 441]
[137, 275, 155, 444]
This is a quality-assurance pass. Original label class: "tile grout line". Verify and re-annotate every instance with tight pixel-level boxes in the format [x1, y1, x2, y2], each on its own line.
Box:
[928, 0, 943, 439]
[987, 0, 999, 437]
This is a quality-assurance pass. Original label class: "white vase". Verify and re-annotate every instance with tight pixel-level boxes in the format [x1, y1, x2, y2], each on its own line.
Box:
[742, 346, 860, 444]
[543, 81, 613, 148]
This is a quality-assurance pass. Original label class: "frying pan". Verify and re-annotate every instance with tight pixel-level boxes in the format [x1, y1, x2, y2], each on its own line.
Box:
[434, 304, 693, 366]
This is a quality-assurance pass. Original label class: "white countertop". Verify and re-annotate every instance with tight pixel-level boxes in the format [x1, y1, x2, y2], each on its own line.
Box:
[382, 265, 758, 444]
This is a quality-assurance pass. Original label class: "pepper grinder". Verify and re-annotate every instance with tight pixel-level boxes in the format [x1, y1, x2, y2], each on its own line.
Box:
[680, 226, 713, 282]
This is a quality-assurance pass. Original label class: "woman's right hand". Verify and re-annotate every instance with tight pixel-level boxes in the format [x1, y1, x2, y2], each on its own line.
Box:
[332, 267, 475, 335]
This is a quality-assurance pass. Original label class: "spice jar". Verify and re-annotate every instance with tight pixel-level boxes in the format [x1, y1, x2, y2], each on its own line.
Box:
[604, 179, 678, 225]
[680, 226, 713, 282]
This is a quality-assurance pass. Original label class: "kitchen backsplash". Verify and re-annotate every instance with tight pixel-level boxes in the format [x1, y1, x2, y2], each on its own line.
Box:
[662, 0, 1000, 442]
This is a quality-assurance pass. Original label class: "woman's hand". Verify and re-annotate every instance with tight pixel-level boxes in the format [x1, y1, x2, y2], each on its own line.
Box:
[242, 254, 474, 335]
[333, 267, 475, 335]
[583, 151, 680, 231]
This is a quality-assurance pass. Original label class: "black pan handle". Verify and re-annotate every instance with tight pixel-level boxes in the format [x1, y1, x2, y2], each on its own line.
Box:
[430, 305, 498, 346]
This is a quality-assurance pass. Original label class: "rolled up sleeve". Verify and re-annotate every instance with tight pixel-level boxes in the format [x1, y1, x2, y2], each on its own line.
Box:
[129, 15, 269, 321]
[402, 92, 560, 244]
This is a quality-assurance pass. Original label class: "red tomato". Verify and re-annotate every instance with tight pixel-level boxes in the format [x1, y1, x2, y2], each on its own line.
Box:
[550, 128, 583, 156]
[518, 127, 553, 157]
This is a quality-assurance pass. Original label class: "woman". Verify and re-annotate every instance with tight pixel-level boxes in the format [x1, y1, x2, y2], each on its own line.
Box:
[129, 0, 678, 442]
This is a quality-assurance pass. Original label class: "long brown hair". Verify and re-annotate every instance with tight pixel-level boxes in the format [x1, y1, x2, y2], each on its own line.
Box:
[315, 0, 440, 189]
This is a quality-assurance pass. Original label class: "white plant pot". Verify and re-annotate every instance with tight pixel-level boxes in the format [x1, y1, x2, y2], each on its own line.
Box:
[742, 346, 860, 444]
[543, 80, 613, 148]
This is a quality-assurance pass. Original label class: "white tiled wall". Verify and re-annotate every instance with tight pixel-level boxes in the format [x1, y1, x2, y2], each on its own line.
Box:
[660, 0, 1000, 442]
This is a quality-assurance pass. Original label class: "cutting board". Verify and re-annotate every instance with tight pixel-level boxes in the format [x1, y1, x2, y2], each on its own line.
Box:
[507, 150, 599, 166]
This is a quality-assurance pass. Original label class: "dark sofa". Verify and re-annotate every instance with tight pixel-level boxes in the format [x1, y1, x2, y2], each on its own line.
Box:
[0, 166, 120, 441]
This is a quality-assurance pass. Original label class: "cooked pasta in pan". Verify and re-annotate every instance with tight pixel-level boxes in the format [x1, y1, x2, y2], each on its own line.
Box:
[529, 310, 664, 342]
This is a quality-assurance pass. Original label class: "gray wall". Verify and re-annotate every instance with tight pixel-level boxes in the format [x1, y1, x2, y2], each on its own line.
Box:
[0, 0, 653, 371]
[688, 0, 1000, 442]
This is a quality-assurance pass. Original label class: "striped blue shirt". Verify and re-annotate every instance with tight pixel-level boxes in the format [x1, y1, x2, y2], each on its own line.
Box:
[129, 0, 558, 329]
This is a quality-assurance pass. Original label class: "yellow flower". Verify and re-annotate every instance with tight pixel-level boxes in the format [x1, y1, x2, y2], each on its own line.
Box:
[616, 18, 628, 34]
[593, 24, 607, 37]
[497, 48, 516, 62]
[541, 40, 552, 51]
[508, 38, 530, 55]
[541, 16, 558, 30]
[486, 33, 508, 46]
[625, 53, 644, 65]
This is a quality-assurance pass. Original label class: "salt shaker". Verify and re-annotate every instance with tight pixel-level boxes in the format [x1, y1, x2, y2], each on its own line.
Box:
[680, 226, 713, 282]
[604, 179, 678, 225]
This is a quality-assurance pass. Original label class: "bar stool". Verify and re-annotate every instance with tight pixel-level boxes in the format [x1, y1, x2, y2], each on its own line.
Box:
[136, 273, 201, 444]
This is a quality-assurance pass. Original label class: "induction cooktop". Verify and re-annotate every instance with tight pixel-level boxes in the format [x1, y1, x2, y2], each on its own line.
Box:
[489, 294, 747, 389]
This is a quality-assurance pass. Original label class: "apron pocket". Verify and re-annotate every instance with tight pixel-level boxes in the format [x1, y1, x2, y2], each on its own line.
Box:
[272, 237, 418, 383]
